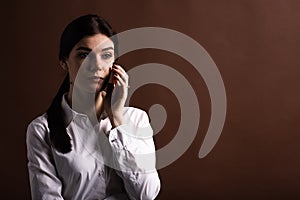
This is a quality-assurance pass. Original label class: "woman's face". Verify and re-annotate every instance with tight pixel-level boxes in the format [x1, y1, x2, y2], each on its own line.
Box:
[63, 33, 115, 93]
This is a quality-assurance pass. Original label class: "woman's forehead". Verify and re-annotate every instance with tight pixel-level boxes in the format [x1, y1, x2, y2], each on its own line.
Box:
[75, 34, 114, 51]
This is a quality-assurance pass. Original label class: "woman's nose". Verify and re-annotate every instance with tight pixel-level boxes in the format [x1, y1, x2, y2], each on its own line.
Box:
[89, 55, 103, 71]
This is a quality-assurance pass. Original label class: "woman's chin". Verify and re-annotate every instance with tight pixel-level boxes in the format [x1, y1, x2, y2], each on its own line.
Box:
[90, 83, 103, 93]
[73, 81, 104, 93]
[76, 85, 101, 94]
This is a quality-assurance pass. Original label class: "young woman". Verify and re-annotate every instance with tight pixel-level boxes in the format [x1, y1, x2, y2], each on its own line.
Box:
[26, 14, 161, 200]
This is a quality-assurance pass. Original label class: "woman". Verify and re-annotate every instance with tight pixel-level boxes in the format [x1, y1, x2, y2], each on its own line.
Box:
[26, 14, 161, 200]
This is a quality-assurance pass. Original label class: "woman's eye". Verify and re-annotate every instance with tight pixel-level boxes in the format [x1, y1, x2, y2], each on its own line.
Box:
[78, 52, 89, 59]
[101, 53, 113, 60]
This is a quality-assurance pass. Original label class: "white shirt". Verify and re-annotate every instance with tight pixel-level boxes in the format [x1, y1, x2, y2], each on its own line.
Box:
[26, 95, 161, 200]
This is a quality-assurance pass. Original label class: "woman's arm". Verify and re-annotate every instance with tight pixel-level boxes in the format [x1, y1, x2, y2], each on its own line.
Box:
[26, 117, 64, 200]
[100, 65, 160, 199]
[107, 109, 161, 200]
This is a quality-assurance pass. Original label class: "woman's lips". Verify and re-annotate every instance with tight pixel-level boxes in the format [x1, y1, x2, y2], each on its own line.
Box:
[89, 76, 104, 82]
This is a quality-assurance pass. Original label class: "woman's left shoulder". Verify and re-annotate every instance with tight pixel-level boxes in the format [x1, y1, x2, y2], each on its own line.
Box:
[124, 107, 147, 115]
[123, 107, 150, 125]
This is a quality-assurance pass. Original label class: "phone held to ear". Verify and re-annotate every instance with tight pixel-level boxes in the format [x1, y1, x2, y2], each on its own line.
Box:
[102, 63, 118, 94]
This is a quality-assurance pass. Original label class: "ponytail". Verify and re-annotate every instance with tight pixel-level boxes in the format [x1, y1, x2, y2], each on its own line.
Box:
[47, 74, 71, 153]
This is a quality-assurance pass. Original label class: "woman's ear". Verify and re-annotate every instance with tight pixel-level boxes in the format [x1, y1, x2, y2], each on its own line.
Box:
[60, 60, 68, 71]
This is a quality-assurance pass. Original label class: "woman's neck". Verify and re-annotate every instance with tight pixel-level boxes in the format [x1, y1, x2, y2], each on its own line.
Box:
[67, 86, 104, 124]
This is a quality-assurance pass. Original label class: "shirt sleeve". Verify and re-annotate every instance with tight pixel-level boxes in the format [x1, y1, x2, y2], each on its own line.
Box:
[26, 120, 64, 200]
[107, 109, 161, 200]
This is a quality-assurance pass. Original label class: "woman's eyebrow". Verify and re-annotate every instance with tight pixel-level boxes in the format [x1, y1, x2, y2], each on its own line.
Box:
[76, 46, 114, 52]
[101, 47, 114, 51]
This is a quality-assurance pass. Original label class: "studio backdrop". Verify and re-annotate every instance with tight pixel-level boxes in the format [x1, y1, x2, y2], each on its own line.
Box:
[1, 0, 300, 199]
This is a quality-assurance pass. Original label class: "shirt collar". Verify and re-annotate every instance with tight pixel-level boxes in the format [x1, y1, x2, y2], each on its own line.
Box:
[61, 94, 108, 126]
[61, 94, 81, 126]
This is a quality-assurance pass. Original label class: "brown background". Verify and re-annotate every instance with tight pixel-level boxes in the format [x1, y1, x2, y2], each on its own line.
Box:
[1, 0, 300, 199]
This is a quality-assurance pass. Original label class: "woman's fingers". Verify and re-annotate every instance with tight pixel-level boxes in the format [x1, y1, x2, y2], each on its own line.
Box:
[112, 64, 129, 86]
[113, 73, 126, 86]
[113, 65, 127, 79]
